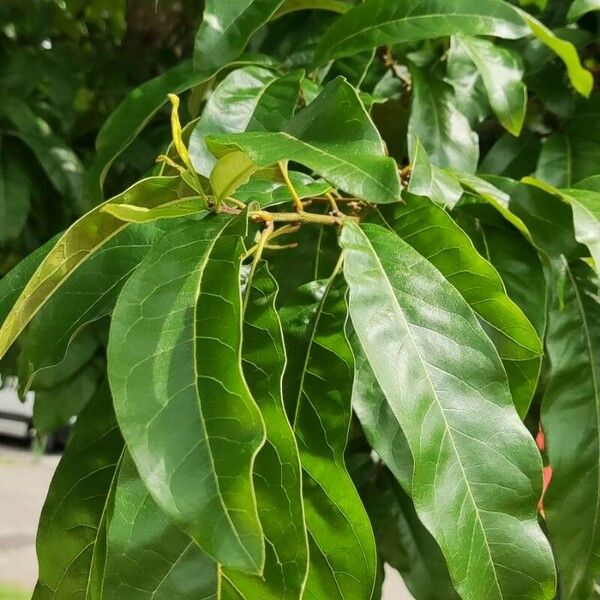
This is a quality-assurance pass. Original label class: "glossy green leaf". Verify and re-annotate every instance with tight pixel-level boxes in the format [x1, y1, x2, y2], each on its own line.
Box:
[453, 171, 532, 239]
[350, 333, 413, 492]
[222, 262, 308, 598]
[271, 0, 352, 19]
[290, 270, 377, 600]
[0, 96, 84, 209]
[408, 63, 479, 173]
[0, 176, 190, 359]
[32, 381, 124, 599]
[407, 137, 463, 208]
[560, 188, 600, 271]
[103, 452, 218, 600]
[207, 78, 400, 203]
[452, 36, 526, 136]
[520, 11, 593, 97]
[568, 0, 600, 20]
[189, 67, 303, 177]
[341, 221, 556, 600]
[315, 0, 529, 64]
[535, 133, 587, 188]
[456, 215, 547, 418]
[542, 259, 600, 599]
[194, 0, 284, 72]
[233, 172, 331, 207]
[375, 194, 542, 414]
[0, 137, 30, 242]
[488, 176, 585, 260]
[357, 465, 460, 600]
[108, 215, 266, 573]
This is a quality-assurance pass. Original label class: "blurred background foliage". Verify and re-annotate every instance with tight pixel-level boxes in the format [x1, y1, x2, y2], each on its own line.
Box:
[0, 0, 201, 273]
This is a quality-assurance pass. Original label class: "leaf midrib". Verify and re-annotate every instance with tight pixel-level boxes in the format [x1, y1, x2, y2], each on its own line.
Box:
[352, 225, 503, 599]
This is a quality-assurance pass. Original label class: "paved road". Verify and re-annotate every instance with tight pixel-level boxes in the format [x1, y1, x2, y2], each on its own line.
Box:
[0, 438, 413, 599]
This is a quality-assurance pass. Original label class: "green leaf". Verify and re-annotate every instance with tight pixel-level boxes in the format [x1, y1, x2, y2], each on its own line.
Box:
[32, 381, 124, 600]
[108, 215, 266, 573]
[479, 132, 541, 179]
[350, 334, 413, 491]
[568, 0, 600, 20]
[520, 11, 593, 97]
[375, 193, 542, 413]
[222, 262, 308, 598]
[488, 176, 585, 260]
[189, 67, 304, 176]
[0, 96, 84, 209]
[194, 0, 285, 72]
[0, 137, 30, 242]
[234, 172, 331, 208]
[315, 0, 530, 64]
[451, 36, 526, 136]
[289, 270, 377, 600]
[17, 222, 174, 389]
[0, 176, 190, 359]
[271, 0, 352, 19]
[407, 136, 464, 208]
[103, 452, 218, 600]
[33, 347, 103, 437]
[408, 63, 479, 173]
[207, 78, 400, 204]
[560, 188, 600, 272]
[340, 221, 556, 600]
[83, 58, 275, 204]
[357, 466, 460, 600]
[453, 171, 532, 239]
[542, 259, 600, 599]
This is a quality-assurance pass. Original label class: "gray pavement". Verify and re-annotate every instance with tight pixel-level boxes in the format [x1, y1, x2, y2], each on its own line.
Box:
[0, 438, 413, 599]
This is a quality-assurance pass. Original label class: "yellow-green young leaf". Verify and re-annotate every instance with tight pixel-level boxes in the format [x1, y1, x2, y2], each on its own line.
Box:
[108, 215, 266, 574]
[287, 270, 377, 600]
[542, 259, 600, 599]
[207, 78, 400, 204]
[340, 221, 556, 600]
[568, 0, 600, 20]
[32, 382, 124, 600]
[103, 452, 218, 600]
[222, 262, 308, 598]
[0, 176, 190, 359]
[520, 11, 593, 97]
[374, 193, 542, 415]
[315, 0, 530, 64]
[210, 151, 260, 203]
[101, 199, 206, 223]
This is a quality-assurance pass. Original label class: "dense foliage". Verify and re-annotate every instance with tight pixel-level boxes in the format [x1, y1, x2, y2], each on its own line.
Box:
[1, 0, 600, 598]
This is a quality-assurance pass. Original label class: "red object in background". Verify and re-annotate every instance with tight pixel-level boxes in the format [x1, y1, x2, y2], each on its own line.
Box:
[536, 428, 553, 515]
